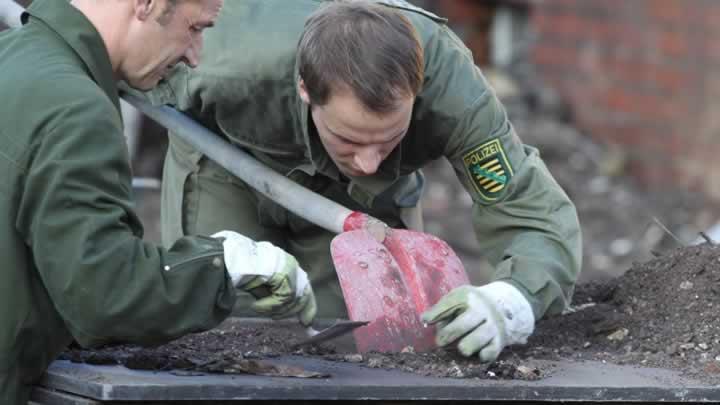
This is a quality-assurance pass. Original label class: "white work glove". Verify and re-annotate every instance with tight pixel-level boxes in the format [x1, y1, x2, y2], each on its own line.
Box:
[421, 281, 534, 362]
[212, 230, 317, 326]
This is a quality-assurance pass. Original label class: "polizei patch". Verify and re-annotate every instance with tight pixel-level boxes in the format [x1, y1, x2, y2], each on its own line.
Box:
[463, 139, 513, 201]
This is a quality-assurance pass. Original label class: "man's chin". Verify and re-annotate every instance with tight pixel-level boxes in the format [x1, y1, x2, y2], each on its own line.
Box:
[340, 167, 369, 178]
[124, 76, 161, 91]
[136, 81, 160, 91]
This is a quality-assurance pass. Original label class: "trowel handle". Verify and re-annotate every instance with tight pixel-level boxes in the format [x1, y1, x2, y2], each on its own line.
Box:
[122, 93, 359, 235]
[244, 285, 319, 336]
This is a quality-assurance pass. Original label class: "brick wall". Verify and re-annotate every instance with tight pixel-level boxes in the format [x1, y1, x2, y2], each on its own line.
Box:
[415, 0, 497, 66]
[531, 0, 720, 198]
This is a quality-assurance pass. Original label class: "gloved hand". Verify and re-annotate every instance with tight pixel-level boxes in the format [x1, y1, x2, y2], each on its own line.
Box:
[421, 281, 534, 362]
[212, 230, 317, 326]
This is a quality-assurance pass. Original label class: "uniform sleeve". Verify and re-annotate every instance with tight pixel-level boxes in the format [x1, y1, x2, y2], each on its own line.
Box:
[424, 26, 582, 319]
[14, 87, 237, 348]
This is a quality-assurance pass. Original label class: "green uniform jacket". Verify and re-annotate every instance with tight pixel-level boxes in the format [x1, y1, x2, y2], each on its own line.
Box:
[0, 1, 237, 402]
[149, 1, 581, 322]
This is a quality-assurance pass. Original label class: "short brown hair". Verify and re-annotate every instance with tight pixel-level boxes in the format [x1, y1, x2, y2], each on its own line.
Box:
[297, 1, 424, 114]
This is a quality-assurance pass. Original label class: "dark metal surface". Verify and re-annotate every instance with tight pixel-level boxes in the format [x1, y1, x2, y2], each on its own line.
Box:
[31, 386, 101, 405]
[36, 357, 720, 403]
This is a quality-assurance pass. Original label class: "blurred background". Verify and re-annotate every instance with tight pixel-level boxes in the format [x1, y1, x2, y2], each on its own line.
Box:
[2, 0, 718, 284]
[410, 0, 720, 284]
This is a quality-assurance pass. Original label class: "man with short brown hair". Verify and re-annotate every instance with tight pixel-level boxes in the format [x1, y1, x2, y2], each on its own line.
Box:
[150, 0, 582, 364]
[0, 1, 316, 402]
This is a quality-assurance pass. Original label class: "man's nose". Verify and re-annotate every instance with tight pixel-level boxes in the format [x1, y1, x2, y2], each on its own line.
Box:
[354, 148, 382, 175]
[183, 37, 202, 68]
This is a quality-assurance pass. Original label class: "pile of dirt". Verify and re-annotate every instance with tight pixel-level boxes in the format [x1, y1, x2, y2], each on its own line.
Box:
[60, 243, 720, 384]
[515, 243, 720, 381]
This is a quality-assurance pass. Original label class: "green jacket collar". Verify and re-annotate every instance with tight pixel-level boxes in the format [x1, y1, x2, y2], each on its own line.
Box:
[23, 0, 120, 113]
[294, 72, 403, 201]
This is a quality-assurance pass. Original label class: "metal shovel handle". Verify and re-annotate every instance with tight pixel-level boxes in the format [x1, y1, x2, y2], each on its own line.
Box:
[122, 93, 354, 235]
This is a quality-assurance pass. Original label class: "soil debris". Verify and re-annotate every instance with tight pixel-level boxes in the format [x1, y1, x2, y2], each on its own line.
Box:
[513, 243, 720, 385]
[61, 244, 720, 384]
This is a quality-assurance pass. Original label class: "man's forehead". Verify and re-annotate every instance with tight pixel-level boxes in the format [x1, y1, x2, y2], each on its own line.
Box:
[323, 98, 413, 141]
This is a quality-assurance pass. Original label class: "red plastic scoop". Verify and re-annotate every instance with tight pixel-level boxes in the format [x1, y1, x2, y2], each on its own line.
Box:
[332, 218, 469, 353]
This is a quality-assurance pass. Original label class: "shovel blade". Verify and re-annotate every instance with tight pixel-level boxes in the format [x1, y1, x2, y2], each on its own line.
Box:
[331, 229, 469, 353]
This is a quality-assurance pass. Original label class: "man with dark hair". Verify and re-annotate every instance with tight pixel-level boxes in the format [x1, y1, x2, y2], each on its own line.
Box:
[148, 0, 582, 363]
[0, 0, 315, 402]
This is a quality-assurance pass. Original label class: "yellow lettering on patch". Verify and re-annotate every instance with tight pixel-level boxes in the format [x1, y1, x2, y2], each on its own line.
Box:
[464, 143, 500, 165]
[462, 138, 514, 201]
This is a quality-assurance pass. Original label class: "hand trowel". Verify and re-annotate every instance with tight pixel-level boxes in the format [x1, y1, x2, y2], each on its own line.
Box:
[291, 320, 369, 348]
[249, 285, 368, 348]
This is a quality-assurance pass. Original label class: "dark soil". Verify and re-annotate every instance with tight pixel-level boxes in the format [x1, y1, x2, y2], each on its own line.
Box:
[60, 243, 720, 384]
[59, 318, 543, 381]
[514, 243, 720, 384]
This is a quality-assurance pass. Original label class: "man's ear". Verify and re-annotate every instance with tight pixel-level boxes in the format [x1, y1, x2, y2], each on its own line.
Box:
[297, 78, 311, 105]
[134, 0, 156, 21]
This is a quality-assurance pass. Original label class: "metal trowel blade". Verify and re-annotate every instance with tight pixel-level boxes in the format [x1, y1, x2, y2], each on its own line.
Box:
[291, 320, 369, 348]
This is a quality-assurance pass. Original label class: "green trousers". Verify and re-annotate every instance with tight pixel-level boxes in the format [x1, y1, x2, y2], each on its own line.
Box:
[161, 141, 418, 319]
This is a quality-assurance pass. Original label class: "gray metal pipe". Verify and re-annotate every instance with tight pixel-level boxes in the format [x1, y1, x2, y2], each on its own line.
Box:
[122, 94, 351, 235]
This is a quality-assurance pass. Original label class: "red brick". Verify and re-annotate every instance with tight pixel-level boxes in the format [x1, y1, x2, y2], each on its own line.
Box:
[533, 0, 580, 15]
[586, 20, 628, 43]
[628, 160, 681, 186]
[602, 90, 683, 121]
[647, 0, 689, 25]
[703, 39, 720, 64]
[435, 0, 494, 25]
[531, 11, 555, 35]
[535, 13, 589, 39]
[702, 3, 720, 35]
[703, 76, 720, 98]
[532, 44, 578, 69]
[536, 16, 646, 53]
[464, 31, 491, 66]
[603, 59, 689, 94]
[529, 0, 720, 195]
[656, 29, 689, 58]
